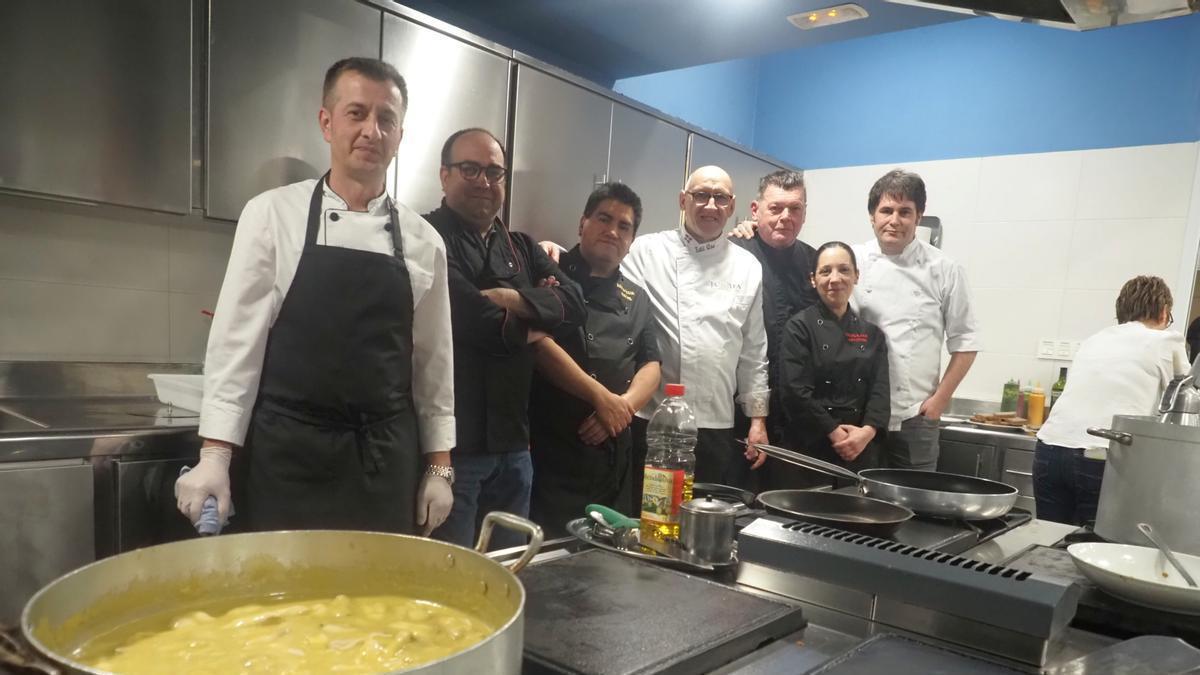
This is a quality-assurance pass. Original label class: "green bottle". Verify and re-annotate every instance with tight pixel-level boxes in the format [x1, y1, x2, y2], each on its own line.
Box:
[1000, 379, 1019, 412]
[1050, 368, 1067, 409]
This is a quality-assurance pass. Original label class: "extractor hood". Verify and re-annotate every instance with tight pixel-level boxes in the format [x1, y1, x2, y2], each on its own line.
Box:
[884, 0, 1198, 30]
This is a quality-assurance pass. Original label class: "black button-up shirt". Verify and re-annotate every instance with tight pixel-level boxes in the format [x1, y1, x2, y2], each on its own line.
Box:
[779, 302, 890, 467]
[529, 245, 660, 452]
[733, 234, 820, 433]
[424, 202, 586, 454]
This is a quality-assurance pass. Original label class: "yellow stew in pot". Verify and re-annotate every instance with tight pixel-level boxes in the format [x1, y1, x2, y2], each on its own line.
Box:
[79, 593, 493, 674]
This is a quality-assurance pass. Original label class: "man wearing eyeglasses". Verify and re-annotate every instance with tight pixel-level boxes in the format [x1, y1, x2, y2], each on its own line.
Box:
[620, 166, 771, 495]
[423, 127, 585, 549]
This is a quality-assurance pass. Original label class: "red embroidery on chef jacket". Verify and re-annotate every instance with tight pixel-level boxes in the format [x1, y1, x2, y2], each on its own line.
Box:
[845, 333, 868, 344]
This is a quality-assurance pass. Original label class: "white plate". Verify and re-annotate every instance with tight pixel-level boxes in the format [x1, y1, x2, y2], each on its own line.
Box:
[1068, 542, 1200, 615]
[967, 420, 1028, 434]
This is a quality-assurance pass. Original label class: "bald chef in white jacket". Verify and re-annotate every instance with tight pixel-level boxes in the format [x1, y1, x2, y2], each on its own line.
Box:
[175, 57, 455, 535]
[620, 166, 771, 495]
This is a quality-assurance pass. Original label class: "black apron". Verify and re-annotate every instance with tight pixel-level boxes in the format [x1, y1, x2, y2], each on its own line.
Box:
[241, 175, 421, 533]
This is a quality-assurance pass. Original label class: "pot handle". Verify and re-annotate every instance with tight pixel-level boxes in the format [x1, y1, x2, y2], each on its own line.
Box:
[1087, 427, 1133, 445]
[476, 512, 544, 574]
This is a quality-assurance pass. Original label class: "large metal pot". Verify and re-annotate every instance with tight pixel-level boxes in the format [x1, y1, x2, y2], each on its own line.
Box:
[1090, 415, 1200, 556]
[21, 513, 542, 674]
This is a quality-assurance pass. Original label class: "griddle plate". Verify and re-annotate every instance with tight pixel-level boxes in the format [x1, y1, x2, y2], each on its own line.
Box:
[521, 549, 806, 675]
[811, 634, 1023, 674]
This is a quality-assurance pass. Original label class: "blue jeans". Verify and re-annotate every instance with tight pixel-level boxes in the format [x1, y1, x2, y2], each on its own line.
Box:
[433, 451, 533, 551]
[1033, 440, 1105, 526]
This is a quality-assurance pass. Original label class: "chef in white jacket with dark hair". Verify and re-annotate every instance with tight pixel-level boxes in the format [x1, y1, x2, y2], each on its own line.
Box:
[175, 57, 455, 536]
[619, 165, 771, 493]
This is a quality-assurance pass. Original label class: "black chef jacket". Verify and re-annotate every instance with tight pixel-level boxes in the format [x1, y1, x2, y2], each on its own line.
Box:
[529, 246, 660, 533]
[732, 234, 819, 439]
[424, 202, 586, 454]
[779, 302, 890, 471]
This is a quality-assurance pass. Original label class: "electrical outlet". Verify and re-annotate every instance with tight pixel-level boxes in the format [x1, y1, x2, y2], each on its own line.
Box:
[1055, 340, 1072, 358]
[1037, 338, 1056, 359]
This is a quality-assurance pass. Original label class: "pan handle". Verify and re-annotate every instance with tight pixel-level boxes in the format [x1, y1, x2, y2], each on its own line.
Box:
[744, 440, 862, 483]
[476, 512, 545, 573]
[1086, 427, 1133, 445]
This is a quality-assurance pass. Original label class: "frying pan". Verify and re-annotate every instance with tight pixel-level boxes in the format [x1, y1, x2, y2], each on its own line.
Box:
[752, 442, 1018, 520]
[756, 489, 915, 537]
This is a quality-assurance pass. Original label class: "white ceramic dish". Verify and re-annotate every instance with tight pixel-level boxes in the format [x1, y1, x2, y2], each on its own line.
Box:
[1068, 542, 1200, 615]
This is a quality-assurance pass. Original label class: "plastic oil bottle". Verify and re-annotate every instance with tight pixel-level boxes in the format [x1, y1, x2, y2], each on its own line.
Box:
[640, 383, 697, 544]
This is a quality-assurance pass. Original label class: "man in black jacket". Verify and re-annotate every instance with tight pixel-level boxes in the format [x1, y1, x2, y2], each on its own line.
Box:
[425, 128, 585, 548]
[528, 183, 662, 534]
[731, 170, 821, 488]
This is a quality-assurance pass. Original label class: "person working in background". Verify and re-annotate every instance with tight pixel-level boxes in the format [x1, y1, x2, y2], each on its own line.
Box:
[424, 128, 585, 549]
[619, 166, 770, 492]
[1035, 276, 1187, 525]
[853, 170, 980, 471]
[727, 170, 820, 489]
[179, 58, 455, 535]
[528, 183, 661, 532]
[780, 242, 889, 474]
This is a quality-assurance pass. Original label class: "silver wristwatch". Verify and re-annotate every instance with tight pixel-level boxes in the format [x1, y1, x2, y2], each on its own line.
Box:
[424, 464, 455, 485]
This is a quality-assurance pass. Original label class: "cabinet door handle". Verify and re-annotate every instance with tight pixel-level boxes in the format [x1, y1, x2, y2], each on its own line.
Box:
[1005, 469, 1033, 477]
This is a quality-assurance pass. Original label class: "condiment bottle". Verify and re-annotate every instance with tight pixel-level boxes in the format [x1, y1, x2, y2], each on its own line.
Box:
[1000, 379, 1019, 412]
[1015, 380, 1027, 418]
[1028, 383, 1046, 428]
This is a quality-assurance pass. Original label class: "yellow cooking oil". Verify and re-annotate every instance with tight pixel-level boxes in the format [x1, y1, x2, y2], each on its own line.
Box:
[639, 461, 695, 543]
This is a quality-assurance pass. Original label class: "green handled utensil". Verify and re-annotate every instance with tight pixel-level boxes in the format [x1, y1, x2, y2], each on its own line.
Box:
[586, 503, 639, 530]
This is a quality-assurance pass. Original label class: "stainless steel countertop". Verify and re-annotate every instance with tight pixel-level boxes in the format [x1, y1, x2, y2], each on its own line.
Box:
[941, 419, 1039, 450]
[0, 397, 199, 463]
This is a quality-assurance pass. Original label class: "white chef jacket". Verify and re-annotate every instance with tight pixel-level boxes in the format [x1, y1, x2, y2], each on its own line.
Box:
[199, 178, 455, 454]
[853, 238, 981, 430]
[1038, 322, 1188, 452]
[620, 226, 770, 428]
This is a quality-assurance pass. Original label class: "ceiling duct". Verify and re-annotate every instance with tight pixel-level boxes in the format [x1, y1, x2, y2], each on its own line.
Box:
[884, 0, 1198, 30]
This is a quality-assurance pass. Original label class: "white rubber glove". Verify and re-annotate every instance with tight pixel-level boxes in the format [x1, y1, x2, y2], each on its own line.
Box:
[175, 445, 233, 525]
[415, 474, 453, 536]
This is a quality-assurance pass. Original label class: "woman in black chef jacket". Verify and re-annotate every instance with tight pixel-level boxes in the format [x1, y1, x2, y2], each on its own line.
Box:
[779, 241, 890, 473]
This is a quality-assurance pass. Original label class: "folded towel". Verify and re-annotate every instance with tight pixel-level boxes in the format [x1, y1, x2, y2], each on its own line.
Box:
[178, 465, 234, 535]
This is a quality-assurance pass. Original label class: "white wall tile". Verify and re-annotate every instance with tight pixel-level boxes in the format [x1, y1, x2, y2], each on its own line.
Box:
[971, 288, 1064, 356]
[1064, 218, 1185, 291]
[0, 197, 169, 290]
[169, 292, 218, 363]
[0, 280, 170, 361]
[1076, 143, 1198, 221]
[1056, 289, 1118, 340]
[975, 151, 1082, 222]
[960, 221, 1073, 290]
[168, 220, 235, 294]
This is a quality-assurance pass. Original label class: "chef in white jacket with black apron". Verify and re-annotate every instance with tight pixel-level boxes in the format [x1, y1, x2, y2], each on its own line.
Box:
[175, 58, 456, 535]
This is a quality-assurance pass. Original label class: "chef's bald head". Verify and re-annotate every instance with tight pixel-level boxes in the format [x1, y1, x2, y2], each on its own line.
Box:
[679, 165, 736, 242]
[684, 166, 733, 193]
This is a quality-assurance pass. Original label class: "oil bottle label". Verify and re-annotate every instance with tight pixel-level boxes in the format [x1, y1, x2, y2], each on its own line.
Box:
[640, 466, 684, 525]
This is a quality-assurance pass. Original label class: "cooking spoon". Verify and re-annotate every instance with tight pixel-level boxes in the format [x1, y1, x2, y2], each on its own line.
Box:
[1138, 522, 1198, 588]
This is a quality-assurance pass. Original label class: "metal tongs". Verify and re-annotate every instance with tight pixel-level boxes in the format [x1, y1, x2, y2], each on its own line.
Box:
[737, 439, 851, 480]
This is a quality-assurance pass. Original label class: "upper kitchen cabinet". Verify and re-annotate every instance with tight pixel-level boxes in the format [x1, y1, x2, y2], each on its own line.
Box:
[608, 105, 688, 234]
[509, 66, 613, 243]
[382, 15, 510, 216]
[0, 1, 191, 213]
[206, 0, 381, 221]
[689, 135, 785, 225]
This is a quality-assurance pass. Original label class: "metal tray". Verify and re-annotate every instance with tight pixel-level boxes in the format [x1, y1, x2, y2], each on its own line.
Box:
[565, 517, 737, 573]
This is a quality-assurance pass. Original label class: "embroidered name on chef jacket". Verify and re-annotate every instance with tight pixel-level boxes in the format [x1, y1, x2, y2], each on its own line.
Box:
[845, 332, 869, 344]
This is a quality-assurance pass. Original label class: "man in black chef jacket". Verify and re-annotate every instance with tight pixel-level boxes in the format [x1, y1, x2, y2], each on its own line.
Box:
[425, 128, 586, 549]
[527, 183, 662, 534]
[730, 170, 820, 488]
[177, 58, 456, 535]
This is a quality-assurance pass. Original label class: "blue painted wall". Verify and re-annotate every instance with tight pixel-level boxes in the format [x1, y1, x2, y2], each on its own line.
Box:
[619, 14, 1200, 169]
[614, 57, 762, 148]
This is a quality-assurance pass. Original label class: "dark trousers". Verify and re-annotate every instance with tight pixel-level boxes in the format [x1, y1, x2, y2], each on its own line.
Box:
[433, 451, 534, 551]
[630, 419, 747, 514]
[1033, 440, 1106, 526]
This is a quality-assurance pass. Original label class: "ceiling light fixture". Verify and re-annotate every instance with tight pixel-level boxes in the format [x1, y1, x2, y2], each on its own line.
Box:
[787, 3, 869, 29]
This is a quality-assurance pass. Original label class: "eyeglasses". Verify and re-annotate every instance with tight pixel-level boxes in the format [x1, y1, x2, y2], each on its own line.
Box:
[1169, 312, 1175, 327]
[688, 190, 733, 207]
[446, 161, 507, 183]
